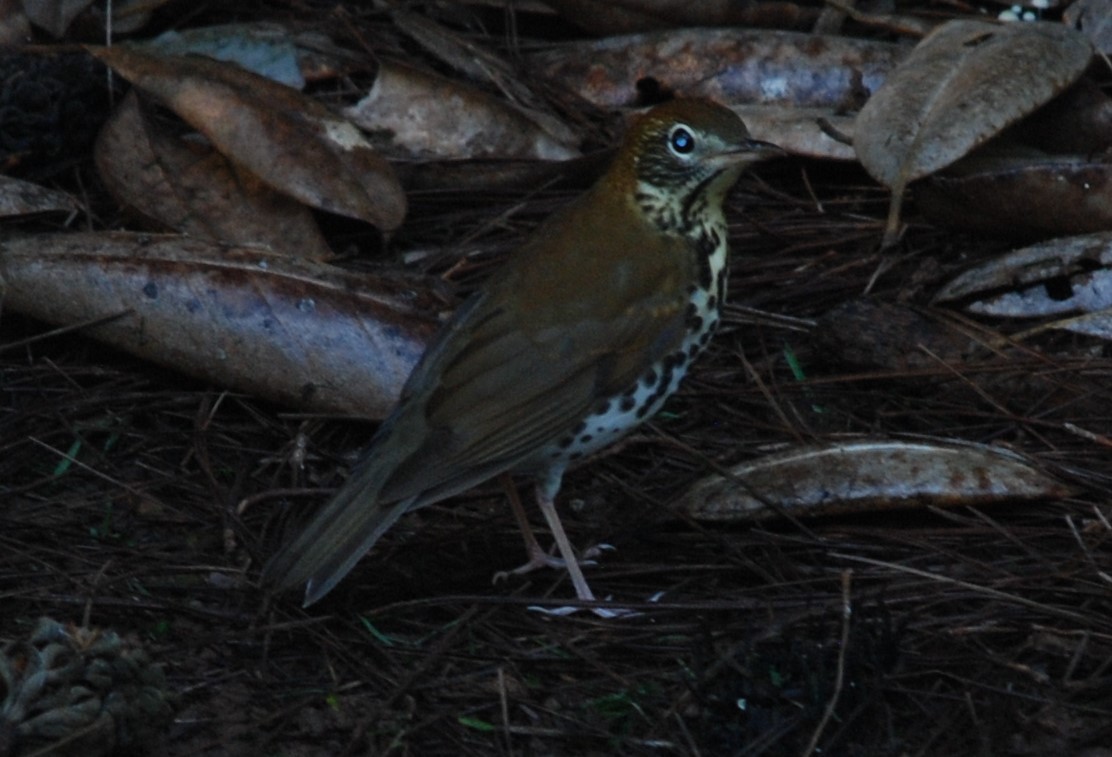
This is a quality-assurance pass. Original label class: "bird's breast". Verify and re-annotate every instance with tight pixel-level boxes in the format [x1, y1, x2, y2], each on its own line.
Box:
[522, 218, 730, 475]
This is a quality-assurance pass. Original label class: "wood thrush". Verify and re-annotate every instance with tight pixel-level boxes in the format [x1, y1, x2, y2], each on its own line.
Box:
[265, 99, 780, 609]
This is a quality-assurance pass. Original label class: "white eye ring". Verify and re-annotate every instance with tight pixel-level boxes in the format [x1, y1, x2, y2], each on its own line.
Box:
[668, 124, 696, 157]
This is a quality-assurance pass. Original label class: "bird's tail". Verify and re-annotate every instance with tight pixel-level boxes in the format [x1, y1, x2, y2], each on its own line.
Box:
[264, 448, 416, 607]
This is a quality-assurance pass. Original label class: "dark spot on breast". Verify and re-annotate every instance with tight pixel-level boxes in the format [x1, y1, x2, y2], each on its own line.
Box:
[706, 295, 717, 311]
[574, 420, 587, 434]
[641, 368, 658, 387]
[579, 434, 593, 444]
[594, 399, 611, 415]
[687, 314, 703, 332]
[688, 343, 701, 359]
[697, 248, 713, 290]
[620, 396, 637, 412]
[558, 436, 574, 448]
[142, 282, 158, 299]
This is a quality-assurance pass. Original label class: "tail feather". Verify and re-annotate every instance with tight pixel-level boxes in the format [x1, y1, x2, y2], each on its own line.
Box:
[264, 453, 416, 607]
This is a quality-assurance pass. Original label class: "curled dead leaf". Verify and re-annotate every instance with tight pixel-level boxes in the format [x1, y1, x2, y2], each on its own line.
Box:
[934, 231, 1112, 317]
[854, 19, 1092, 242]
[681, 439, 1073, 521]
[89, 44, 407, 230]
[95, 91, 333, 260]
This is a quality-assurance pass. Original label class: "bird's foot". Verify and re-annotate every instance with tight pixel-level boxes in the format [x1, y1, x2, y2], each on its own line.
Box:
[492, 545, 592, 584]
[493, 542, 615, 584]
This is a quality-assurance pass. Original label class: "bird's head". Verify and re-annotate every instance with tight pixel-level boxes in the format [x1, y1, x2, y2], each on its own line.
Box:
[613, 99, 781, 233]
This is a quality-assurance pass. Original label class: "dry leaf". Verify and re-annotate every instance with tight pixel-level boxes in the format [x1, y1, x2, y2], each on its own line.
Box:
[0, 232, 446, 419]
[919, 151, 1112, 239]
[934, 231, 1112, 317]
[90, 45, 407, 230]
[528, 28, 905, 110]
[95, 91, 333, 260]
[681, 439, 1072, 521]
[854, 20, 1092, 243]
[0, 175, 77, 217]
[344, 61, 580, 161]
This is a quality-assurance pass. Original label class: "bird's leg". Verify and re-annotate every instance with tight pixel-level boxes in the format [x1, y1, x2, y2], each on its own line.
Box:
[533, 479, 597, 603]
[493, 474, 567, 583]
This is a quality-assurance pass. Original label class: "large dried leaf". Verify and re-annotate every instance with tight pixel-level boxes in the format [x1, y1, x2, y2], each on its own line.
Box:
[90, 45, 407, 230]
[528, 28, 905, 110]
[681, 439, 1072, 521]
[95, 91, 333, 260]
[854, 19, 1091, 241]
[919, 151, 1112, 239]
[344, 61, 580, 161]
[0, 232, 446, 419]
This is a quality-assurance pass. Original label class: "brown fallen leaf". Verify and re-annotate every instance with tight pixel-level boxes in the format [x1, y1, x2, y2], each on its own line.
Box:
[0, 175, 78, 217]
[89, 44, 407, 230]
[528, 28, 905, 110]
[853, 19, 1092, 244]
[95, 91, 333, 260]
[918, 150, 1112, 239]
[344, 60, 580, 161]
[0, 232, 447, 419]
[680, 439, 1073, 522]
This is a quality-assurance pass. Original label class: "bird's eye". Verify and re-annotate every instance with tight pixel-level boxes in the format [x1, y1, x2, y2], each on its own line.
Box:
[668, 125, 695, 156]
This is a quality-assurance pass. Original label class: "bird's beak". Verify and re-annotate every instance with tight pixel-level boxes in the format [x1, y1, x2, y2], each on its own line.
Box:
[710, 139, 785, 170]
[744, 139, 786, 157]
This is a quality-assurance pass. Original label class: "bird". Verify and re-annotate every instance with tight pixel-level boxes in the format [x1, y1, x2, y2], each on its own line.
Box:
[265, 98, 780, 609]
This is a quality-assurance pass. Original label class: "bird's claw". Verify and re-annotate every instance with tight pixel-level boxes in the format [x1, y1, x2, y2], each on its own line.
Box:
[492, 544, 606, 584]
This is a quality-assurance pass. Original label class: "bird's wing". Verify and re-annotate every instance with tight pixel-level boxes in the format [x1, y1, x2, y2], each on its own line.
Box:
[379, 228, 694, 503]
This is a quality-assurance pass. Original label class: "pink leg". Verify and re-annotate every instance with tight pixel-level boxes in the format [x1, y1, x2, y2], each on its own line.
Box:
[494, 474, 567, 579]
[533, 478, 597, 603]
